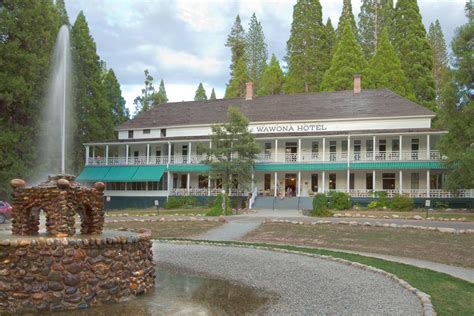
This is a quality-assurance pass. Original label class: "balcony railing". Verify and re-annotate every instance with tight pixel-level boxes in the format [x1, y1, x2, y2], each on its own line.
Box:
[86, 150, 442, 166]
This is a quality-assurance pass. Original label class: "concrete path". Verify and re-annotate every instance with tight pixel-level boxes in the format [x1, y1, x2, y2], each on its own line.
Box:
[154, 243, 424, 315]
[193, 217, 264, 241]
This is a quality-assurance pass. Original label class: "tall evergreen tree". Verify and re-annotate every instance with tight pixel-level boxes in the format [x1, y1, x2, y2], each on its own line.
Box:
[55, 0, 70, 26]
[210, 88, 217, 100]
[102, 68, 129, 125]
[245, 13, 268, 91]
[257, 54, 285, 96]
[392, 0, 436, 110]
[71, 11, 114, 171]
[194, 82, 208, 101]
[0, 0, 61, 198]
[284, 0, 331, 93]
[366, 28, 414, 99]
[225, 15, 246, 97]
[133, 69, 155, 115]
[153, 79, 168, 105]
[337, 0, 357, 37]
[321, 22, 368, 91]
[358, 0, 395, 58]
[225, 57, 249, 98]
[428, 20, 449, 108]
[326, 18, 337, 55]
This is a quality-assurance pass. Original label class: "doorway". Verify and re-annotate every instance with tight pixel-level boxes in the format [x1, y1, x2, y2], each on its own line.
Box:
[285, 142, 297, 162]
[285, 173, 297, 196]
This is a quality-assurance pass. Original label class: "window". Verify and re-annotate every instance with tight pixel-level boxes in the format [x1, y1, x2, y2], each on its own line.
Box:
[366, 139, 373, 159]
[311, 174, 318, 192]
[311, 141, 319, 155]
[411, 173, 419, 190]
[264, 143, 272, 156]
[349, 173, 355, 190]
[392, 139, 399, 152]
[264, 174, 271, 190]
[126, 182, 146, 191]
[382, 173, 396, 190]
[379, 139, 386, 152]
[353, 140, 361, 160]
[160, 129, 166, 137]
[341, 140, 348, 152]
[430, 174, 443, 189]
[148, 181, 158, 191]
[329, 141, 337, 161]
[143, 129, 151, 134]
[329, 174, 336, 190]
[366, 173, 373, 190]
[128, 130, 134, 139]
[411, 138, 419, 160]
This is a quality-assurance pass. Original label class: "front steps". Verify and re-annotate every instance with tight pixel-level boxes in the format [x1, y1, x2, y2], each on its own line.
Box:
[252, 196, 312, 210]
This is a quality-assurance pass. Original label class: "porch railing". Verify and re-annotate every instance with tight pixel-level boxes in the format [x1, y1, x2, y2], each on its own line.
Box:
[326, 189, 472, 198]
[170, 188, 246, 196]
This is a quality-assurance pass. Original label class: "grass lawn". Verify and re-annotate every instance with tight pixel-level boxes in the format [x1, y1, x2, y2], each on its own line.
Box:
[105, 220, 221, 238]
[164, 239, 473, 316]
[106, 208, 210, 216]
[242, 223, 474, 268]
[337, 209, 474, 221]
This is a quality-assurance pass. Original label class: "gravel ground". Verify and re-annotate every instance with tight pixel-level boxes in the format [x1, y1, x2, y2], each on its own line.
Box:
[153, 243, 423, 315]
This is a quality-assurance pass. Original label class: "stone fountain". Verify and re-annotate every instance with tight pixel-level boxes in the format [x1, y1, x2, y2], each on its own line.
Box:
[0, 175, 155, 313]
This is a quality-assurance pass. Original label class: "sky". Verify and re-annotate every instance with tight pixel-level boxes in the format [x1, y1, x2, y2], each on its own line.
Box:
[64, 0, 468, 112]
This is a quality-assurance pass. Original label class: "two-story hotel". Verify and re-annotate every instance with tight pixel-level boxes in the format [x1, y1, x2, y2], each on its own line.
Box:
[77, 77, 473, 209]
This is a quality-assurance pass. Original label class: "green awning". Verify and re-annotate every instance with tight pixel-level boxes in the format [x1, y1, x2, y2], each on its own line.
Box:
[132, 165, 166, 181]
[350, 161, 446, 170]
[255, 163, 347, 171]
[169, 164, 210, 172]
[104, 166, 139, 181]
[76, 166, 111, 182]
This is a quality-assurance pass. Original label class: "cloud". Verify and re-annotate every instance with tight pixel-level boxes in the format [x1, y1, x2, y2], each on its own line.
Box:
[156, 47, 225, 77]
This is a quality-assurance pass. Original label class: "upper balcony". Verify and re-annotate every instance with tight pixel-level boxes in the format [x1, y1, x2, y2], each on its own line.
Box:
[86, 150, 442, 166]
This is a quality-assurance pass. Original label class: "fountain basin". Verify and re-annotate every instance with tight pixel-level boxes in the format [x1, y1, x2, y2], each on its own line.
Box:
[0, 229, 155, 313]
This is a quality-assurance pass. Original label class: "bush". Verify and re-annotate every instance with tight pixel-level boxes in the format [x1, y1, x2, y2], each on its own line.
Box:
[368, 201, 379, 209]
[311, 193, 333, 217]
[329, 192, 352, 210]
[164, 196, 181, 209]
[391, 194, 414, 212]
[164, 196, 197, 209]
[434, 201, 449, 209]
[206, 193, 230, 216]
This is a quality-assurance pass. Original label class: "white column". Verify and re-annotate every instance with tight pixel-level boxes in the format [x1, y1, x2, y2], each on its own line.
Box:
[347, 135, 351, 164]
[188, 141, 192, 164]
[85, 146, 90, 165]
[105, 145, 109, 165]
[207, 174, 211, 196]
[297, 171, 301, 197]
[373, 136, 376, 161]
[92, 146, 95, 159]
[297, 138, 301, 162]
[167, 172, 172, 195]
[168, 142, 172, 164]
[125, 145, 129, 165]
[399, 170, 403, 194]
[322, 138, 326, 162]
[426, 134, 430, 160]
[187, 173, 190, 194]
[322, 171, 326, 193]
[274, 172, 278, 196]
[274, 139, 278, 162]
[251, 172, 255, 192]
[146, 144, 150, 164]
[347, 169, 350, 192]
[426, 170, 430, 198]
[372, 170, 376, 191]
[399, 135, 403, 160]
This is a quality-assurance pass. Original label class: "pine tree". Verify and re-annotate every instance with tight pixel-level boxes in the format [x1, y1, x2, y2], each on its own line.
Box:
[210, 88, 217, 100]
[257, 54, 285, 96]
[392, 0, 436, 110]
[194, 82, 208, 101]
[358, 0, 394, 58]
[326, 18, 337, 55]
[245, 13, 268, 91]
[428, 20, 450, 108]
[0, 0, 61, 198]
[55, 0, 70, 26]
[71, 11, 114, 171]
[225, 15, 246, 97]
[321, 22, 368, 91]
[102, 68, 129, 125]
[365, 28, 414, 99]
[225, 57, 249, 98]
[337, 0, 357, 37]
[285, 0, 331, 93]
[153, 79, 168, 105]
[133, 69, 155, 115]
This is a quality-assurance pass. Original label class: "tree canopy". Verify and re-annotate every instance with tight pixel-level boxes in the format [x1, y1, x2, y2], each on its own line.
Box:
[245, 13, 268, 91]
[257, 54, 285, 96]
[194, 82, 208, 101]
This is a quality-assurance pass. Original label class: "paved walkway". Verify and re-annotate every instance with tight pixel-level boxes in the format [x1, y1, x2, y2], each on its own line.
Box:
[193, 217, 264, 241]
[154, 243, 423, 315]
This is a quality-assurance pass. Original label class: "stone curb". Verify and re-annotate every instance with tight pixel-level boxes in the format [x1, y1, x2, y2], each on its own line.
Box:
[333, 213, 467, 222]
[267, 219, 474, 234]
[107, 217, 227, 224]
[155, 239, 436, 316]
[105, 213, 206, 217]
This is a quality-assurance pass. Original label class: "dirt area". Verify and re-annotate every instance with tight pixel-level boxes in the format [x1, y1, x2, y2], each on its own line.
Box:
[335, 210, 474, 221]
[106, 221, 222, 238]
[242, 223, 474, 268]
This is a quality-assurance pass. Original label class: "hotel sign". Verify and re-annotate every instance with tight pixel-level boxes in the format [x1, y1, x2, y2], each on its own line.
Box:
[250, 123, 327, 134]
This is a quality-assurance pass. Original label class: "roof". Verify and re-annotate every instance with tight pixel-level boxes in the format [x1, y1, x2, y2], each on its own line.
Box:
[117, 89, 435, 130]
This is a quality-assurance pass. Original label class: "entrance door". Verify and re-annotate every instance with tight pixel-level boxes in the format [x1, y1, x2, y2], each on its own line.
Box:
[411, 139, 419, 160]
[329, 141, 337, 161]
[156, 150, 162, 164]
[182, 145, 188, 163]
[285, 142, 297, 162]
[180, 174, 187, 189]
[285, 173, 297, 196]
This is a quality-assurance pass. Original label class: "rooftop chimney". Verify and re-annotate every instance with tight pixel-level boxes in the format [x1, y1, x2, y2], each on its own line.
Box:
[353, 74, 362, 94]
[245, 82, 254, 100]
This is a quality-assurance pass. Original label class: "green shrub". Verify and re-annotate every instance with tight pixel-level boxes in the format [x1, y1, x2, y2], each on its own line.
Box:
[206, 193, 230, 216]
[311, 193, 333, 217]
[434, 201, 449, 209]
[164, 196, 181, 209]
[329, 192, 352, 210]
[391, 194, 414, 212]
[374, 191, 389, 208]
[164, 196, 197, 209]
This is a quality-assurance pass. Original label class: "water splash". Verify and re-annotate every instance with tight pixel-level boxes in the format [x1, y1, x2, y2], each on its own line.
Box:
[38, 25, 71, 177]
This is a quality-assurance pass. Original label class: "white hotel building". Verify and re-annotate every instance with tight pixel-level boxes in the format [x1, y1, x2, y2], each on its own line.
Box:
[77, 79, 473, 209]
